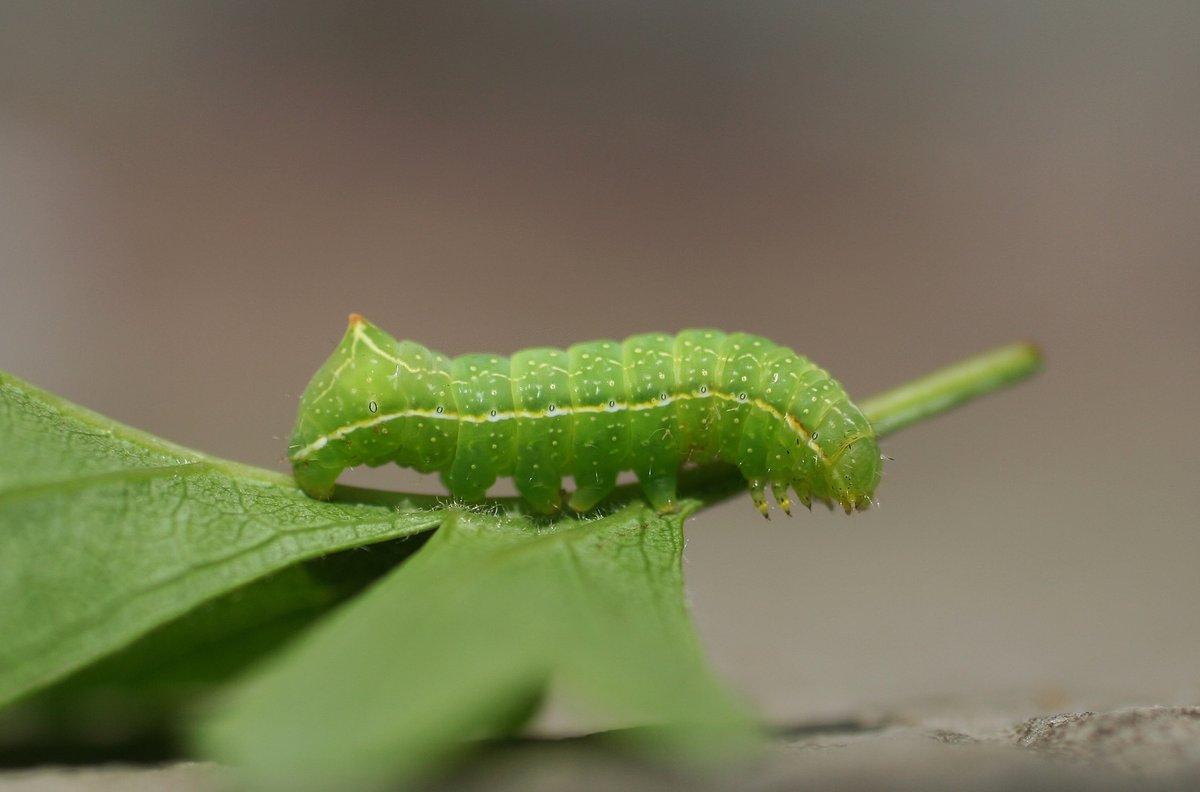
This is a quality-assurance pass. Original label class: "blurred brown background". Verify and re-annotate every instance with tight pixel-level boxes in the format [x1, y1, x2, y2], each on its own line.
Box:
[1, 2, 1197, 725]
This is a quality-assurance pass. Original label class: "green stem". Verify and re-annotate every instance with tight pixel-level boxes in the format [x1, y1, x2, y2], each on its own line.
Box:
[860, 342, 1042, 438]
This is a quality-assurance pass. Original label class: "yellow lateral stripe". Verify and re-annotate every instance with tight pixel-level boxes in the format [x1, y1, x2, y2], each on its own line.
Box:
[291, 390, 827, 465]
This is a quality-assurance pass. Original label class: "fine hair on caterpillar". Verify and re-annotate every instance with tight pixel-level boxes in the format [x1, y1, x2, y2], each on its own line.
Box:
[289, 315, 882, 516]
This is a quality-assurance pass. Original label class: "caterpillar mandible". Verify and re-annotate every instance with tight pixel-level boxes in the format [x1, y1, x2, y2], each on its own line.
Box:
[289, 315, 882, 516]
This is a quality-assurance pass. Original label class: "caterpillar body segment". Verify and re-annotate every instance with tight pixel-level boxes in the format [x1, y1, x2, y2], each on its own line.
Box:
[289, 315, 882, 515]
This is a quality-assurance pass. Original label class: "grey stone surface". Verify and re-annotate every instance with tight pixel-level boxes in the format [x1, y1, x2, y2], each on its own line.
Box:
[1013, 706, 1200, 778]
[0, 763, 221, 792]
[3, 704, 1199, 791]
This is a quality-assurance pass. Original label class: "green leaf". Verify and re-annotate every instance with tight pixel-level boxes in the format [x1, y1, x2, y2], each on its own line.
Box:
[1, 369, 757, 784]
[0, 370, 444, 708]
[195, 505, 759, 790]
[18, 535, 432, 737]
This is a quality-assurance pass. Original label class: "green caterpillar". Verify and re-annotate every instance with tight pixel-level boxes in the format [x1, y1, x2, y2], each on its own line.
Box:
[289, 315, 881, 515]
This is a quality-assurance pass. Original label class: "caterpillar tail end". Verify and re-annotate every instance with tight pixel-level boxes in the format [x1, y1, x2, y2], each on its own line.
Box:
[837, 492, 874, 514]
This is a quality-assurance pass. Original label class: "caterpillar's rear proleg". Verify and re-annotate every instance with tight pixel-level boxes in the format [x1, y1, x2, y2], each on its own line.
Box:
[439, 468, 490, 504]
[513, 455, 565, 514]
[569, 468, 618, 512]
[637, 470, 679, 514]
[514, 477, 564, 514]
